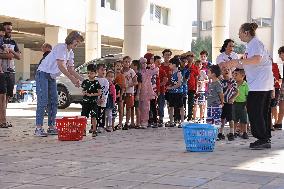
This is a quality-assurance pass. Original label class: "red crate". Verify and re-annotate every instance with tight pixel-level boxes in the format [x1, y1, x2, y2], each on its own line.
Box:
[56, 116, 87, 141]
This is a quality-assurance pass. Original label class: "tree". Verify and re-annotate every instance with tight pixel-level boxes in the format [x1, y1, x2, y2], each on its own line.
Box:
[191, 37, 246, 62]
[191, 36, 212, 62]
[234, 43, 246, 54]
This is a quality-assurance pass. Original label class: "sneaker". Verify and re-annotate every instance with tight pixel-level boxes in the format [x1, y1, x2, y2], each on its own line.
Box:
[227, 133, 235, 141]
[97, 127, 105, 133]
[250, 140, 271, 149]
[234, 133, 239, 138]
[152, 123, 158, 128]
[0, 123, 9, 128]
[89, 126, 94, 133]
[105, 126, 112, 132]
[6, 122, 13, 127]
[242, 132, 249, 139]
[274, 124, 282, 130]
[92, 131, 97, 138]
[140, 124, 147, 129]
[217, 133, 225, 140]
[122, 123, 129, 130]
[177, 124, 182, 128]
[34, 128, 48, 137]
[47, 127, 58, 135]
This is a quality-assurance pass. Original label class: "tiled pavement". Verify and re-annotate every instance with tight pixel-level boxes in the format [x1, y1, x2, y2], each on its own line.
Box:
[0, 103, 284, 189]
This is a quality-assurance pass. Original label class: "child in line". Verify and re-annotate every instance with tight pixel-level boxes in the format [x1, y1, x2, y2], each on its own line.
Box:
[139, 57, 158, 129]
[131, 60, 142, 128]
[145, 53, 160, 128]
[155, 55, 168, 127]
[193, 60, 208, 123]
[232, 68, 249, 139]
[81, 64, 102, 137]
[105, 70, 116, 132]
[96, 63, 109, 133]
[174, 56, 189, 125]
[206, 65, 224, 127]
[114, 60, 126, 130]
[122, 56, 137, 130]
[167, 57, 184, 127]
[219, 67, 239, 141]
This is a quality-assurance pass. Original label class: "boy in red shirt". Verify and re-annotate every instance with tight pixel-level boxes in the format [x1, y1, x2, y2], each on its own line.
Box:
[183, 51, 200, 121]
[160, 49, 172, 126]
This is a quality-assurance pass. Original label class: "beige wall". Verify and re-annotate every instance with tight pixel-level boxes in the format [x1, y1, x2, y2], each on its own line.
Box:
[229, 0, 248, 44]
[251, 0, 272, 18]
[200, 0, 274, 53]
[200, 0, 213, 21]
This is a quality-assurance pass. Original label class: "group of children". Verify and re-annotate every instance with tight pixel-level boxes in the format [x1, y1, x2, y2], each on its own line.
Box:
[80, 49, 251, 141]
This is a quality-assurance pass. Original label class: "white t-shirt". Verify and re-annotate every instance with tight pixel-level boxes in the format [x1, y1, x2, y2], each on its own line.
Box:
[38, 43, 74, 79]
[216, 52, 239, 64]
[243, 37, 274, 91]
[123, 68, 136, 94]
[96, 77, 109, 107]
[197, 70, 208, 92]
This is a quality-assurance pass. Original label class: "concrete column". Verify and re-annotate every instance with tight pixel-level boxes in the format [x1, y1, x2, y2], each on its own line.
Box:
[212, 0, 230, 63]
[124, 0, 148, 59]
[45, 27, 67, 47]
[273, 0, 284, 63]
[86, 0, 101, 61]
[15, 44, 25, 81]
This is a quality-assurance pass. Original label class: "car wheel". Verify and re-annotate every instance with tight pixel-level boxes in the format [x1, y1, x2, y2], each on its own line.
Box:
[57, 85, 71, 109]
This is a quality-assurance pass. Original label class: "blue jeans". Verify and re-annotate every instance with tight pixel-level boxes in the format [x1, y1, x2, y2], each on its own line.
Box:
[157, 93, 165, 121]
[35, 71, 58, 127]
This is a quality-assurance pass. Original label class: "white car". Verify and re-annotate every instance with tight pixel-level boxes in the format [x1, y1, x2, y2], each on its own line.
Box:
[57, 55, 120, 109]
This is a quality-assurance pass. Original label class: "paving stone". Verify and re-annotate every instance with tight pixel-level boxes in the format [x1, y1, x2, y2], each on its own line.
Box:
[31, 175, 93, 187]
[134, 183, 192, 189]
[77, 179, 141, 189]
[11, 184, 68, 189]
[1, 103, 284, 189]
[149, 175, 208, 187]
[199, 180, 261, 189]
[216, 172, 274, 185]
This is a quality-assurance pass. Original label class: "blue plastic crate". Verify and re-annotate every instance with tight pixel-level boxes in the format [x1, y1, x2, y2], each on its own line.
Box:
[182, 123, 218, 152]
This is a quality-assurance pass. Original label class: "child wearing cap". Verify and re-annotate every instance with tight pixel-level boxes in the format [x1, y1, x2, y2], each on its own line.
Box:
[138, 57, 158, 129]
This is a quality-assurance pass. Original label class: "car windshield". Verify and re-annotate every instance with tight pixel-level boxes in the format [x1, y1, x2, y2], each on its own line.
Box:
[76, 58, 117, 74]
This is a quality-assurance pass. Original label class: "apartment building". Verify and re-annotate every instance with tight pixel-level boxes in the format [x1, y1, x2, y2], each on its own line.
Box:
[195, 0, 284, 63]
[0, 0, 192, 80]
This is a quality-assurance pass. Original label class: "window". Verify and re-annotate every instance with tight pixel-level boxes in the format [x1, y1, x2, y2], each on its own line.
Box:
[101, 0, 116, 11]
[200, 21, 212, 30]
[252, 18, 272, 27]
[150, 4, 169, 25]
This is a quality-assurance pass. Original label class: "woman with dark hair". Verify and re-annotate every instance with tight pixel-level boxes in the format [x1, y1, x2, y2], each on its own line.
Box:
[219, 23, 274, 149]
[216, 39, 238, 67]
[35, 31, 84, 137]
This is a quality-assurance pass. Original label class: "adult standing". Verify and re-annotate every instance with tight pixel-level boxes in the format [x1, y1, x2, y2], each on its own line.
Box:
[220, 23, 274, 149]
[216, 39, 239, 67]
[39, 43, 52, 65]
[0, 22, 21, 128]
[35, 31, 84, 137]
[274, 46, 284, 130]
